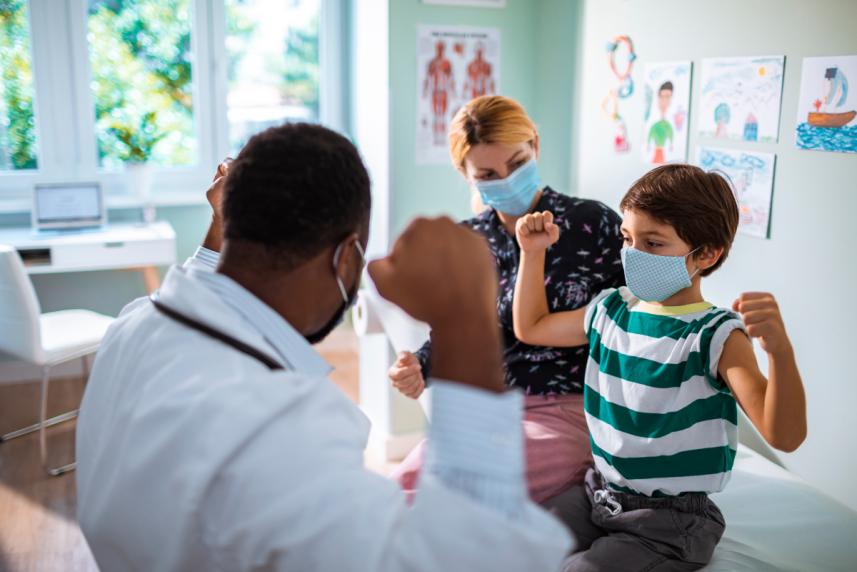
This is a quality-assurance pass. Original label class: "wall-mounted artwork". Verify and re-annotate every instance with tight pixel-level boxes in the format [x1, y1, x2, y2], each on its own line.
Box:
[601, 35, 636, 153]
[698, 56, 785, 143]
[697, 147, 776, 239]
[795, 54, 857, 154]
[415, 25, 500, 164]
[641, 61, 692, 165]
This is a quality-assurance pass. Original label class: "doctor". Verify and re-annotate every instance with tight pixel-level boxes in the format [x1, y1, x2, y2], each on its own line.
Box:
[76, 123, 571, 571]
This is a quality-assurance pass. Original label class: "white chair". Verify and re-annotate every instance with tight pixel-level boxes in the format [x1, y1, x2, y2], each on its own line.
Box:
[0, 245, 114, 476]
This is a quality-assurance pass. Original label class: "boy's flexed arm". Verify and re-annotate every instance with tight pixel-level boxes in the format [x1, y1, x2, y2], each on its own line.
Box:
[719, 292, 807, 452]
[512, 211, 587, 347]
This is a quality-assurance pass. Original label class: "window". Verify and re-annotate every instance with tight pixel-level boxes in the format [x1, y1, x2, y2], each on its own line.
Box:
[225, 0, 321, 155]
[0, 0, 343, 204]
[87, 0, 196, 168]
[0, 0, 38, 171]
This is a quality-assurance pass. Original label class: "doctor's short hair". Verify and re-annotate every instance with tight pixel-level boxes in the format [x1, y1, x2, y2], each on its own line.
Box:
[222, 123, 371, 270]
[620, 164, 739, 277]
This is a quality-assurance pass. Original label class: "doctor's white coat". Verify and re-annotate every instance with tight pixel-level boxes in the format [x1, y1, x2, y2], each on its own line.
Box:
[75, 264, 572, 571]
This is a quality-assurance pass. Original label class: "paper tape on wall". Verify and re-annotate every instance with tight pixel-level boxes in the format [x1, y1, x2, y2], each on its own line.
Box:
[353, 291, 385, 336]
[353, 289, 431, 355]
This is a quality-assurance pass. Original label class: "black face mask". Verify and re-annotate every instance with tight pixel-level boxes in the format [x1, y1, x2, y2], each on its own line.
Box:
[304, 281, 359, 345]
[304, 241, 365, 345]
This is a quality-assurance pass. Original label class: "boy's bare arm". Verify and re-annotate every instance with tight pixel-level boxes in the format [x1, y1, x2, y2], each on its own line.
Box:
[719, 293, 807, 453]
[512, 212, 587, 347]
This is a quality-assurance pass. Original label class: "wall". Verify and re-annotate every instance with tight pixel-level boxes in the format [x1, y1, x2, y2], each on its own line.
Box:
[574, 0, 857, 509]
[388, 0, 581, 235]
[377, 0, 583, 444]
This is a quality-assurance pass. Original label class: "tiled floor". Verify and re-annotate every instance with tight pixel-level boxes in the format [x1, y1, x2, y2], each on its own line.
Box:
[0, 325, 371, 571]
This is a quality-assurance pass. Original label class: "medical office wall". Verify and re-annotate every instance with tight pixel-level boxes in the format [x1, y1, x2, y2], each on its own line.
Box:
[573, 0, 857, 510]
[388, 0, 583, 235]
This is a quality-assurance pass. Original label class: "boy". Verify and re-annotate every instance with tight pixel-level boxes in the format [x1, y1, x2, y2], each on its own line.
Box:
[512, 164, 806, 571]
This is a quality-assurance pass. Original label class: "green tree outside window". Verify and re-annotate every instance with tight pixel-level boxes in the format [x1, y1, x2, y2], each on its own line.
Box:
[0, 0, 38, 170]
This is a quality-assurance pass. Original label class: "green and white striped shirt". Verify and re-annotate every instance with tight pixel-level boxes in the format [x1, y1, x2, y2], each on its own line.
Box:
[583, 287, 746, 497]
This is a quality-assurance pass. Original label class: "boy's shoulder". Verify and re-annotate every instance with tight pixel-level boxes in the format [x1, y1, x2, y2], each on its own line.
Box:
[590, 286, 636, 311]
[589, 287, 744, 329]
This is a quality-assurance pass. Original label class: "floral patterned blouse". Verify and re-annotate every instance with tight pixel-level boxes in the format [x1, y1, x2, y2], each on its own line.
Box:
[415, 188, 625, 395]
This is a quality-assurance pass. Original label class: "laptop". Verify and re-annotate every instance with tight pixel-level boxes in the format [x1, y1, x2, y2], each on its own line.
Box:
[32, 183, 106, 231]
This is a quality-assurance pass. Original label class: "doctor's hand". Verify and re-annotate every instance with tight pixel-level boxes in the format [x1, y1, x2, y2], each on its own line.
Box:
[202, 158, 232, 253]
[516, 211, 560, 253]
[369, 217, 504, 393]
[388, 351, 425, 399]
[206, 158, 232, 220]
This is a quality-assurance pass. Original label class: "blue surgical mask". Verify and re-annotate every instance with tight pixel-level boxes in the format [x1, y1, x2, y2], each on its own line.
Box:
[473, 158, 541, 216]
[621, 246, 700, 302]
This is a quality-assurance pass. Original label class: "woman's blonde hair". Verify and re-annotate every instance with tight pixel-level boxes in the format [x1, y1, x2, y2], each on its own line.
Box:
[448, 95, 538, 170]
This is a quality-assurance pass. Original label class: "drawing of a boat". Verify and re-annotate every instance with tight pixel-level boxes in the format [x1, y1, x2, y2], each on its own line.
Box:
[807, 67, 856, 127]
[808, 110, 857, 127]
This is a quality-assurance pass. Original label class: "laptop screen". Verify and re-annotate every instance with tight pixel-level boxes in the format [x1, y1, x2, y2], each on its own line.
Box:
[35, 183, 103, 227]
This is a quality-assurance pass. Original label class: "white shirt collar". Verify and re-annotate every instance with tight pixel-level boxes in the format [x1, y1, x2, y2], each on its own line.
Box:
[189, 268, 333, 378]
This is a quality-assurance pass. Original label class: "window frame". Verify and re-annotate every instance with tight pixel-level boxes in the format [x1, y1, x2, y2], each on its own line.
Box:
[0, 0, 345, 211]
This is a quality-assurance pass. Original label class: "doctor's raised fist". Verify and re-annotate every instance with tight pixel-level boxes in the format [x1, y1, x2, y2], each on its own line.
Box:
[368, 217, 498, 331]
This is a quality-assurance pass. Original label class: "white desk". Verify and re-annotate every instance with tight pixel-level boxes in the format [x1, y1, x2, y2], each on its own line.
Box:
[0, 222, 177, 294]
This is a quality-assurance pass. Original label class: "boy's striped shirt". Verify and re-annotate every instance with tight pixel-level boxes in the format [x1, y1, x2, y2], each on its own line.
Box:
[583, 287, 746, 496]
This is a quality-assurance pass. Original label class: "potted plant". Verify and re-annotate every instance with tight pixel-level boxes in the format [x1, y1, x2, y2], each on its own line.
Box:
[107, 111, 165, 223]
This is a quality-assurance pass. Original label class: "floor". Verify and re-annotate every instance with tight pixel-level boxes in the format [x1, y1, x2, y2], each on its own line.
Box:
[0, 325, 376, 572]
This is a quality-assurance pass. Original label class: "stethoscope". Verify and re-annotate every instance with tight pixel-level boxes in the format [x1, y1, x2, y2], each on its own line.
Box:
[149, 293, 284, 371]
[149, 239, 365, 372]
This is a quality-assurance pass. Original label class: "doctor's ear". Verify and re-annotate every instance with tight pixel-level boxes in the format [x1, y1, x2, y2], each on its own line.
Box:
[532, 134, 540, 159]
[333, 233, 362, 276]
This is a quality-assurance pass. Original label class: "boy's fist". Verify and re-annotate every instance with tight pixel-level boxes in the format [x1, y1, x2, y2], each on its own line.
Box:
[516, 211, 560, 252]
[733, 293, 792, 356]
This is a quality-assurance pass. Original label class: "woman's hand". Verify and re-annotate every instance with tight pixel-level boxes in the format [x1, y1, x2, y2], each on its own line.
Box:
[388, 351, 425, 399]
[515, 211, 560, 253]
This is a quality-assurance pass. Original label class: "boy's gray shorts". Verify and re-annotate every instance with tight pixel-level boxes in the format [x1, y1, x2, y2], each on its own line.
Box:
[543, 468, 726, 572]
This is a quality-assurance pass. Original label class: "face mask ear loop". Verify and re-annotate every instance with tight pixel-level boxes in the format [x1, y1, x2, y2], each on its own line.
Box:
[354, 241, 366, 269]
[332, 243, 349, 303]
[686, 246, 703, 281]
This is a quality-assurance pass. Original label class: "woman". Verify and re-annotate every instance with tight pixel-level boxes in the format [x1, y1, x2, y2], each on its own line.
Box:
[389, 95, 625, 503]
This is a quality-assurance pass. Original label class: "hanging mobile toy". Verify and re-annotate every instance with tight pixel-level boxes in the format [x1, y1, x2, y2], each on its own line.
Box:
[601, 35, 637, 152]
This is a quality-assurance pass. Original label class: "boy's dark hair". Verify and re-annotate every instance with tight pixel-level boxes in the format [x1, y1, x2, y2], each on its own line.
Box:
[620, 164, 738, 277]
[222, 123, 371, 271]
[659, 81, 674, 93]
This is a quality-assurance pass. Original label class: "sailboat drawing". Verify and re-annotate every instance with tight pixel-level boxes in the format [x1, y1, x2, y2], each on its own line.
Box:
[796, 57, 857, 154]
[807, 67, 856, 127]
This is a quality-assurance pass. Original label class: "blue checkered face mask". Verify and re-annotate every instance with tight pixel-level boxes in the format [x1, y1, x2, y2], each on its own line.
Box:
[473, 158, 541, 216]
[621, 246, 701, 302]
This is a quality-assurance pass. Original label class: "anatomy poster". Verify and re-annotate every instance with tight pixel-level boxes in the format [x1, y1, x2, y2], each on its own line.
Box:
[698, 56, 785, 143]
[641, 61, 692, 165]
[416, 25, 500, 164]
[697, 147, 776, 239]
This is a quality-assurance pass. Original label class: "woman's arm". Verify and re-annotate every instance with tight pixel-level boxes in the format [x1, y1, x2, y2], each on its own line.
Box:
[512, 212, 587, 347]
[596, 202, 626, 289]
[718, 293, 807, 452]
